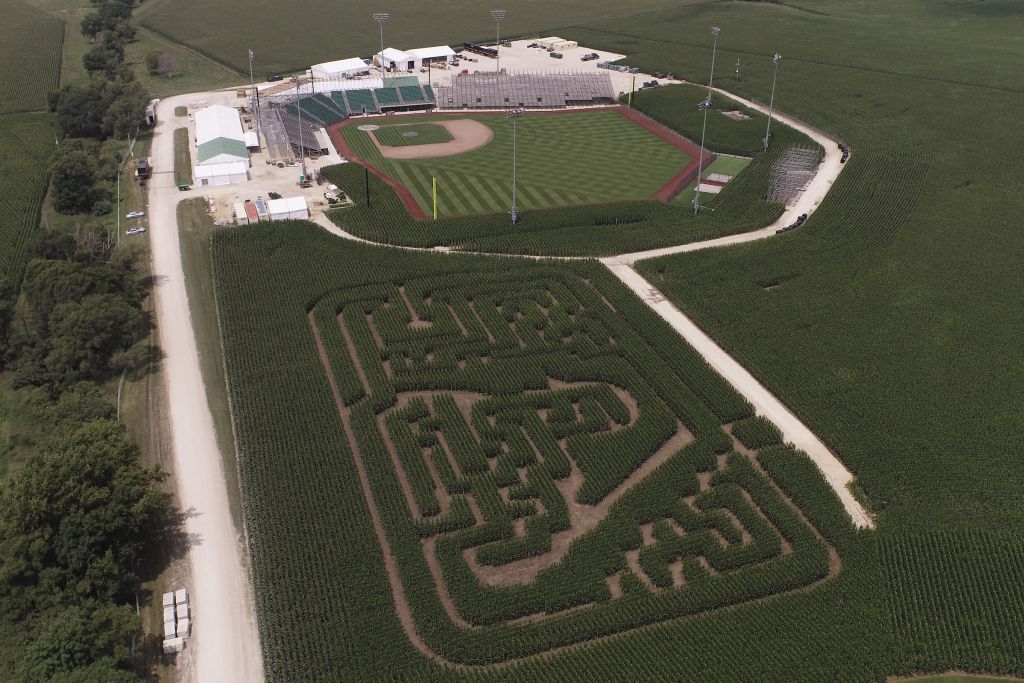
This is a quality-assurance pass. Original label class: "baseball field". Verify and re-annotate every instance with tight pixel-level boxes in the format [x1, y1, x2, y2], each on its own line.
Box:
[333, 108, 697, 218]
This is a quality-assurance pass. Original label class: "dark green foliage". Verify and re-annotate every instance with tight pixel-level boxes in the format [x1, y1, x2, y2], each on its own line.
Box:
[51, 145, 99, 215]
[730, 415, 782, 449]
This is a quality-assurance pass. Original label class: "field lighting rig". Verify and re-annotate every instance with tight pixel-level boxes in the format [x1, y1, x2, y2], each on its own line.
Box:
[373, 12, 389, 79]
[764, 53, 782, 151]
[694, 26, 721, 216]
[506, 107, 523, 223]
[491, 9, 506, 72]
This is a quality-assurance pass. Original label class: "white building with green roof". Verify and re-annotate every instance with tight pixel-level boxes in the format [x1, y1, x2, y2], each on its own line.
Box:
[194, 105, 249, 167]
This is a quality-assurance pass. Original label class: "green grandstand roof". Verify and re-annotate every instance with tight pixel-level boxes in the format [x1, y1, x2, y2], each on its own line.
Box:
[197, 137, 248, 163]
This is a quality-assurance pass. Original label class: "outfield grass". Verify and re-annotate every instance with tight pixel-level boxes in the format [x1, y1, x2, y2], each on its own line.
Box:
[340, 110, 693, 217]
[372, 122, 453, 147]
[0, 2, 62, 113]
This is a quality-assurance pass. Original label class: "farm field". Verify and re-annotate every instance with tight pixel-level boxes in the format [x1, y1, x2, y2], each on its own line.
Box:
[212, 225, 1024, 680]
[0, 1, 63, 114]
[136, 0, 685, 75]
[0, 113, 58, 289]
[335, 109, 694, 218]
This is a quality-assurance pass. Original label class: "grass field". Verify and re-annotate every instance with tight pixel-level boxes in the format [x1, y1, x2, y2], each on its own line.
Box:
[0, 113, 58, 289]
[173, 127, 192, 186]
[372, 122, 453, 147]
[339, 109, 693, 217]
[0, 2, 63, 114]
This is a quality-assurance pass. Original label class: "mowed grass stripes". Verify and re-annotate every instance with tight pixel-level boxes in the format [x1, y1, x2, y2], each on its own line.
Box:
[340, 110, 692, 217]
[372, 123, 453, 147]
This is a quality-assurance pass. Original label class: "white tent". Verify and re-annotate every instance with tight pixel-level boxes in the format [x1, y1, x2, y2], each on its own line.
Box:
[407, 46, 456, 69]
[244, 131, 259, 150]
[194, 161, 249, 186]
[268, 196, 309, 221]
[376, 47, 413, 71]
[312, 57, 371, 80]
[194, 105, 249, 166]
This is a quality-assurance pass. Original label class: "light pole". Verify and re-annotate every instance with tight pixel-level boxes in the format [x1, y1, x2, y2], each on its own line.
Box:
[506, 108, 522, 223]
[491, 9, 506, 73]
[694, 97, 711, 217]
[295, 74, 307, 180]
[373, 12, 389, 79]
[694, 26, 720, 217]
[763, 53, 781, 151]
[248, 48, 260, 140]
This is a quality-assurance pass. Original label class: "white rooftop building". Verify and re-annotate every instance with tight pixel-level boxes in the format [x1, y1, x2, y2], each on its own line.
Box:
[194, 161, 249, 187]
[268, 196, 309, 221]
[311, 57, 371, 80]
[194, 105, 249, 166]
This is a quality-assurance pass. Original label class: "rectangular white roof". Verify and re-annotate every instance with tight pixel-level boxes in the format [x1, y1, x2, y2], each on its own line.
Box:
[286, 196, 307, 212]
[312, 57, 370, 75]
[267, 196, 308, 213]
[194, 161, 248, 179]
[194, 104, 244, 146]
[408, 45, 455, 59]
[378, 47, 411, 62]
[244, 131, 259, 147]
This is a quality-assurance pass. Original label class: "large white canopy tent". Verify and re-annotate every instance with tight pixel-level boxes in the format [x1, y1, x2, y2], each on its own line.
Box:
[194, 104, 249, 166]
[311, 57, 370, 80]
[194, 161, 249, 186]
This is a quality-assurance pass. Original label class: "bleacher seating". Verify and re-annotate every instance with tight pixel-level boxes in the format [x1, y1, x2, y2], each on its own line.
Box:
[398, 85, 426, 104]
[374, 88, 400, 105]
[344, 89, 378, 114]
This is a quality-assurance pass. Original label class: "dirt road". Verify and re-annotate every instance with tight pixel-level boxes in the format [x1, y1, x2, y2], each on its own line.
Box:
[148, 93, 264, 681]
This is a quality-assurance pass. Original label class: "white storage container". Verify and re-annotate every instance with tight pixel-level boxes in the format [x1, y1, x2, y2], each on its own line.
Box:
[162, 637, 185, 654]
[178, 617, 191, 637]
[162, 592, 175, 608]
[175, 589, 188, 605]
[163, 620, 177, 639]
[163, 606, 176, 623]
[176, 603, 189, 619]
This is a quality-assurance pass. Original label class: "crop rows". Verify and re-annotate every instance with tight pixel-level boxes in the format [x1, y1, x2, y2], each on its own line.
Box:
[0, 114, 59, 289]
[212, 223, 851, 672]
[0, 3, 63, 114]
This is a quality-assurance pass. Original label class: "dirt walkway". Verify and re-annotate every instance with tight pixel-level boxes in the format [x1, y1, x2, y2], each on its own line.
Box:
[372, 119, 494, 159]
[148, 94, 264, 682]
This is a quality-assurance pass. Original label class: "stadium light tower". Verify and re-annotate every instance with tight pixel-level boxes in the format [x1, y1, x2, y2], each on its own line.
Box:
[694, 26, 721, 217]
[694, 97, 712, 216]
[506, 108, 522, 224]
[294, 74, 308, 181]
[763, 53, 782, 151]
[373, 12, 389, 79]
[491, 9, 506, 73]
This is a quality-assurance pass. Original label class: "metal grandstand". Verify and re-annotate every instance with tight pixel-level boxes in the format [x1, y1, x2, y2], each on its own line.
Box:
[434, 71, 615, 109]
[767, 146, 820, 204]
[256, 79, 437, 161]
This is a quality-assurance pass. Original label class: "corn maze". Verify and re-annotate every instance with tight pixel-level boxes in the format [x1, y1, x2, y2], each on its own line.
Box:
[302, 264, 842, 664]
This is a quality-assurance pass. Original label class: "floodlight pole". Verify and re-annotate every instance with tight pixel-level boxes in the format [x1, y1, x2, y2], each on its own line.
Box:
[373, 12, 389, 80]
[491, 9, 506, 73]
[763, 53, 781, 151]
[295, 75, 307, 179]
[694, 26, 720, 217]
[248, 48, 261, 141]
[506, 108, 522, 223]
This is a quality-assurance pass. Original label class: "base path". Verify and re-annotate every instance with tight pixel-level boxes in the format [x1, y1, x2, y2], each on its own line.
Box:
[148, 94, 265, 681]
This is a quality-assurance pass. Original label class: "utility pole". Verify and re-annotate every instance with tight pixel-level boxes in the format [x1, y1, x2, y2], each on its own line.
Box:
[694, 26, 720, 217]
[506, 108, 522, 223]
[763, 53, 782, 152]
[373, 12, 389, 80]
[491, 9, 506, 73]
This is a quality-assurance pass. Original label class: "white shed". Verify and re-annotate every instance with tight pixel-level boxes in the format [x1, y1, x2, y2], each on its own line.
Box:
[268, 196, 309, 221]
[244, 130, 259, 150]
[194, 161, 249, 186]
[194, 105, 249, 166]
[312, 57, 370, 80]
[537, 37, 579, 52]
[408, 46, 456, 69]
[376, 47, 413, 72]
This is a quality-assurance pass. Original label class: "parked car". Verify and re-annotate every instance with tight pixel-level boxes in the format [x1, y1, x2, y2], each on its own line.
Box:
[126, 210, 145, 219]
[268, 191, 282, 199]
[126, 226, 147, 236]
[549, 52, 563, 59]
[581, 53, 600, 61]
